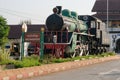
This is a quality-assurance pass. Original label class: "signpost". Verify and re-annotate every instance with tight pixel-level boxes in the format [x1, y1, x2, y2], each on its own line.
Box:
[25, 33, 40, 42]
[23, 27, 45, 61]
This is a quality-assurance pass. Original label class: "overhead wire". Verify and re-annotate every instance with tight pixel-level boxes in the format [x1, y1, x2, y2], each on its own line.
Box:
[0, 7, 39, 17]
[0, 7, 41, 21]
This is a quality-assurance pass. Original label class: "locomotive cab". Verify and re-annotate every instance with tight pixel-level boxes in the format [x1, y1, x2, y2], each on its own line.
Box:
[79, 15, 110, 53]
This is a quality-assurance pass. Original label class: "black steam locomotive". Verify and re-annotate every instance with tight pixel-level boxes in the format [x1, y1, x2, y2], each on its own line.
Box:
[44, 6, 110, 58]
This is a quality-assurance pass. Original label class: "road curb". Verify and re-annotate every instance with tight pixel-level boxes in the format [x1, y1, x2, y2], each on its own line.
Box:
[0, 56, 120, 80]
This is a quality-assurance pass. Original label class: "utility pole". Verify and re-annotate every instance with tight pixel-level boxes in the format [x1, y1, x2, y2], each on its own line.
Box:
[107, 0, 109, 30]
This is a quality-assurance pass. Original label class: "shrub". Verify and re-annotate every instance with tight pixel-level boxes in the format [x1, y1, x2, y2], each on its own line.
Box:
[13, 52, 116, 68]
[14, 55, 40, 68]
[0, 50, 14, 65]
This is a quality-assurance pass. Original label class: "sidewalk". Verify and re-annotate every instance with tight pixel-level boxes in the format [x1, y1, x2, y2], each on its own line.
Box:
[0, 56, 120, 80]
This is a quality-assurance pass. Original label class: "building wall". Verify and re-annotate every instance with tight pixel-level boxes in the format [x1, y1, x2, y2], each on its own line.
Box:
[109, 33, 120, 52]
[101, 21, 120, 52]
[9, 38, 30, 58]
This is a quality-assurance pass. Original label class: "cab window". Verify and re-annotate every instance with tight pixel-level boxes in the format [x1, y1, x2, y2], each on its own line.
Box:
[91, 21, 95, 28]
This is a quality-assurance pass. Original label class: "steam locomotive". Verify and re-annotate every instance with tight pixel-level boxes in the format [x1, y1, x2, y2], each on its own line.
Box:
[44, 6, 110, 58]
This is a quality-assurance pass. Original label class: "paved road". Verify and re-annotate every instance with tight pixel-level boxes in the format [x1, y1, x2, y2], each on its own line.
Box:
[24, 59, 120, 80]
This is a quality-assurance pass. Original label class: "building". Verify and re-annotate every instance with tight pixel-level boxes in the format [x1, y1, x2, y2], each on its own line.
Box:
[92, 0, 120, 52]
[8, 24, 45, 57]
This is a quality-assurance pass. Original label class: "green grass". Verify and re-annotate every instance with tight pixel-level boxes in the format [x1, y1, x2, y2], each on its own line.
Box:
[0, 51, 116, 68]
[13, 55, 40, 68]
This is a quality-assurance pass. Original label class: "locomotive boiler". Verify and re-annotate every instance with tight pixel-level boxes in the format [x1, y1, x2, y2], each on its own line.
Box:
[46, 7, 87, 32]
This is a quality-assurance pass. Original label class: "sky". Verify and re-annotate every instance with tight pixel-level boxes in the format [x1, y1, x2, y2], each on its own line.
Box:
[0, 0, 96, 24]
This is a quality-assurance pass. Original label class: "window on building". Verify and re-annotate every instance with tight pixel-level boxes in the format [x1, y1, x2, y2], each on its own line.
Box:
[112, 24, 117, 28]
[105, 21, 112, 28]
[111, 21, 120, 28]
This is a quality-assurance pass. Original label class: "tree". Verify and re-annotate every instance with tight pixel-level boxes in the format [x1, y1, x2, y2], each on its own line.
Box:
[0, 16, 9, 48]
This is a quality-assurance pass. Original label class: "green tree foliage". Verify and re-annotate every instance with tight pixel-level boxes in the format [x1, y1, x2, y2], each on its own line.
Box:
[0, 16, 9, 47]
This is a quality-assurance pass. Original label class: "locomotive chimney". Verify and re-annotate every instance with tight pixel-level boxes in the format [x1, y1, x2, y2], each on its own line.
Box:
[56, 6, 62, 14]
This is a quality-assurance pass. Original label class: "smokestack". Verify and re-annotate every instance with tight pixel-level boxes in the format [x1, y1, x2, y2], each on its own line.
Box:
[56, 6, 62, 14]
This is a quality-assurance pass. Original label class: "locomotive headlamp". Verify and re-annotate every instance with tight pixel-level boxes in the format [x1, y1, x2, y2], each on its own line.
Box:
[53, 7, 58, 14]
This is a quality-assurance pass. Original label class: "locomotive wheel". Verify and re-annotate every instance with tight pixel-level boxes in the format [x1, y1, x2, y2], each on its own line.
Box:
[72, 48, 80, 58]
[55, 48, 63, 58]
[64, 46, 74, 58]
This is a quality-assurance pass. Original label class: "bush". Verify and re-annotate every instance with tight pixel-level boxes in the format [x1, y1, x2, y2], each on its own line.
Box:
[0, 50, 14, 65]
[14, 52, 116, 68]
[14, 55, 40, 68]
[0, 51, 115, 68]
